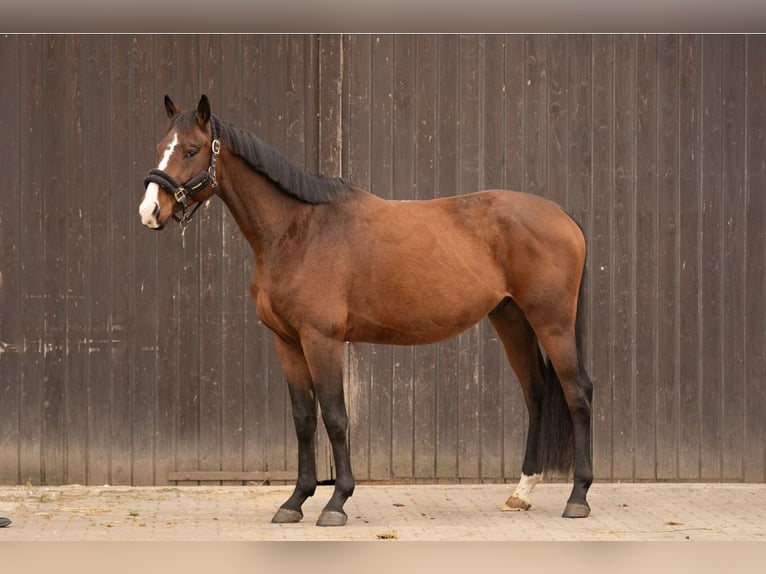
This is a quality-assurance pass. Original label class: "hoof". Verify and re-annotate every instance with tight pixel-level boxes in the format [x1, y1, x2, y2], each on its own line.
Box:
[316, 510, 348, 527]
[271, 507, 303, 524]
[502, 496, 531, 512]
[562, 502, 590, 519]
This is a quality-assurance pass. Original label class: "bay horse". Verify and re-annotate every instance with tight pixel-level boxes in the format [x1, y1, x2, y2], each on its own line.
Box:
[139, 95, 593, 527]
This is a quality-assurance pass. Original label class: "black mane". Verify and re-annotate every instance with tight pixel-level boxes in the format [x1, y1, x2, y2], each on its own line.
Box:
[216, 118, 352, 204]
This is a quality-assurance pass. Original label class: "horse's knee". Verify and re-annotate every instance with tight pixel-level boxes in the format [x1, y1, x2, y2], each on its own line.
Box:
[293, 412, 317, 442]
[322, 408, 349, 443]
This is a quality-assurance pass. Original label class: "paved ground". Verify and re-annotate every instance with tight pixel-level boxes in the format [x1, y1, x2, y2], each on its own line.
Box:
[1, 482, 765, 541]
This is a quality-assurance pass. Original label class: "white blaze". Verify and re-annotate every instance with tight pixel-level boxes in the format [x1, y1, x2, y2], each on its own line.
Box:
[139, 133, 179, 228]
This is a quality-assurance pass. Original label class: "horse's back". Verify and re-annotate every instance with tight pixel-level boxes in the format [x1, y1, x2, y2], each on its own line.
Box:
[344, 188, 584, 276]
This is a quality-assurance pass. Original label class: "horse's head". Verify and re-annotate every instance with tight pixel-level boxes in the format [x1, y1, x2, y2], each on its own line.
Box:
[139, 94, 220, 230]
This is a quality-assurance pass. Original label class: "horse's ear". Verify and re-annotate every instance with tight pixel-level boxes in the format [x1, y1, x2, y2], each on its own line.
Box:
[196, 94, 211, 127]
[164, 95, 180, 118]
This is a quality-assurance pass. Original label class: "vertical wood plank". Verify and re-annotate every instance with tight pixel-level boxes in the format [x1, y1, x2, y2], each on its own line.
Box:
[18, 35, 44, 485]
[504, 34, 526, 193]
[567, 34, 593, 371]
[153, 35, 183, 485]
[547, 34, 569, 209]
[456, 34, 482, 480]
[502, 34, 528, 478]
[84, 34, 113, 486]
[721, 35, 746, 480]
[483, 34, 506, 192]
[131, 34, 158, 486]
[391, 34, 417, 479]
[699, 35, 724, 481]
[656, 34, 680, 480]
[0, 34, 21, 484]
[319, 34, 344, 179]
[218, 34, 247, 484]
[344, 34, 372, 482]
[305, 35, 332, 483]
[634, 34, 658, 480]
[434, 34, 460, 480]
[176, 34, 203, 485]
[241, 35, 269, 481]
[63, 35, 89, 485]
[567, 35, 595, 485]
[41, 35, 68, 485]
[368, 34, 395, 480]
[109, 34, 134, 485]
[304, 35, 321, 178]
[678, 35, 702, 480]
[611, 34, 637, 481]
[280, 34, 312, 480]
[315, 34, 346, 482]
[262, 35, 290, 479]
[744, 34, 766, 482]
[479, 33, 507, 481]
[197, 34, 225, 483]
[412, 34, 438, 480]
[524, 35, 547, 198]
[590, 34, 614, 481]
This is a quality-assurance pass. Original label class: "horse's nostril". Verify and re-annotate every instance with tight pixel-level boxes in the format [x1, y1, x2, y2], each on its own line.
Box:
[152, 202, 160, 220]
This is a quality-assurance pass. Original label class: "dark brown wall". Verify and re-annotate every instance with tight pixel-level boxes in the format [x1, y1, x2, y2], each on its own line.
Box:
[0, 34, 764, 486]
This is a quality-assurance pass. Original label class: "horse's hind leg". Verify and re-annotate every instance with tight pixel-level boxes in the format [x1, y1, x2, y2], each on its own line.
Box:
[532, 321, 593, 519]
[271, 336, 318, 524]
[540, 330, 593, 518]
[489, 299, 547, 512]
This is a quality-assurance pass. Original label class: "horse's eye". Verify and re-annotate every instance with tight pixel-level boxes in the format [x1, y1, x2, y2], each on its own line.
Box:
[184, 148, 199, 159]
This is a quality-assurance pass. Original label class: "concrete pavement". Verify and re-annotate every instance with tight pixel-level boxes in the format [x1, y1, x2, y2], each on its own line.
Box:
[1, 482, 765, 541]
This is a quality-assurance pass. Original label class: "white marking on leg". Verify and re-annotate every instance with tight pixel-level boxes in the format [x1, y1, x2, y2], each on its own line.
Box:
[139, 133, 179, 228]
[511, 473, 543, 505]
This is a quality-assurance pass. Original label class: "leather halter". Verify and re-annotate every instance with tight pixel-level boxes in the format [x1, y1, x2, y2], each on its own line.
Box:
[143, 115, 221, 230]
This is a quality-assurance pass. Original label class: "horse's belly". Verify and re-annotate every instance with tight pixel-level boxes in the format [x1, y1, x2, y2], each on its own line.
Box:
[344, 290, 501, 346]
[342, 205, 510, 344]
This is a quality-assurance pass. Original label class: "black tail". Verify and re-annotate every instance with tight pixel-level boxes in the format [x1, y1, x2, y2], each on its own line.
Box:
[537, 263, 588, 477]
[537, 354, 575, 476]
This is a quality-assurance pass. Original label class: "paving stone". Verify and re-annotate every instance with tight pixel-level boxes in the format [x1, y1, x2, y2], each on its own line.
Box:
[0, 483, 764, 541]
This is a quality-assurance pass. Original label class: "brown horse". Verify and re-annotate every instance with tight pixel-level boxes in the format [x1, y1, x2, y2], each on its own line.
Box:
[139, 95, 593, 527]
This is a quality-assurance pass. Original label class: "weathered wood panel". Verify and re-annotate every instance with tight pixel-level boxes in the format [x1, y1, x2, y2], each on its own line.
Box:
[744, 34, 766, 483]
[1, 34, 765, 486]
[699, 35, 724, 481]
[611, 34, 637, 481]
[0, 33, 21, 485]
[633, 34, 659, 480]
[721, 35, 747, 480]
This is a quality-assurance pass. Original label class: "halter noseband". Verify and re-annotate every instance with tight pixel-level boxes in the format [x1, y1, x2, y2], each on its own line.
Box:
[143, 115, 221, 230]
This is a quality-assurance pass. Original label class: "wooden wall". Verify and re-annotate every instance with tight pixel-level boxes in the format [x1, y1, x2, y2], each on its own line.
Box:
[0, 34, 764, 486]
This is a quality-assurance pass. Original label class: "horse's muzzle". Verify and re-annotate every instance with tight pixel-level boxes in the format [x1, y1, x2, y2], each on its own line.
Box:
[139, 192, 163, 229]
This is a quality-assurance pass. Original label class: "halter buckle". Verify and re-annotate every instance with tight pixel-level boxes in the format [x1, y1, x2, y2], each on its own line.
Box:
[174, 187, 188, 206]
[211, 139, 221, 155]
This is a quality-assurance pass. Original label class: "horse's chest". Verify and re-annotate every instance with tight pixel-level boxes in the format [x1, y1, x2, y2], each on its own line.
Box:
[250, 284, 296, 339]
[252, 288, 278, 327]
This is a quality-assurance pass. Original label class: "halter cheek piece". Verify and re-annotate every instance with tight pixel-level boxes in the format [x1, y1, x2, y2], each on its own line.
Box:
[143, 115, 221, 230]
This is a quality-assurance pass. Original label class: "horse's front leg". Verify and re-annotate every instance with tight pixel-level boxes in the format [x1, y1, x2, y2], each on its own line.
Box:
[271, 335, 318, 523]
[302, 333, 354, 527]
